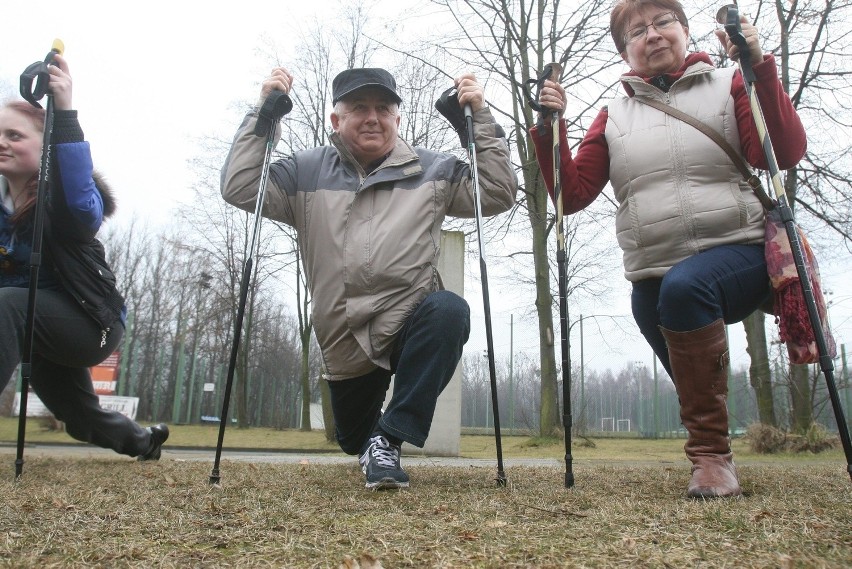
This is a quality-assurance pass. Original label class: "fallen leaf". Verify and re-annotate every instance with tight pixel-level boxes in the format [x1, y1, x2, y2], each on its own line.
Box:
[356, 553, 383, 568]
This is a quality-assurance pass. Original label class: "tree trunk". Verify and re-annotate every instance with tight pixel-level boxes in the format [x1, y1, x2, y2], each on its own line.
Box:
[236, 340, 249, 428]
[789, 363, 812, 433]
[320, 375, 336, 443]
[295, 246, 314, 432]
[526, 166, 559, 437]
[742, 311, 777, 426]
[299, 333, 312, 431]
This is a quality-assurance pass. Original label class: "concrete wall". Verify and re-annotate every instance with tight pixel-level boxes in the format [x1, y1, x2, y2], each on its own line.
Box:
[384, 230, 464, 457]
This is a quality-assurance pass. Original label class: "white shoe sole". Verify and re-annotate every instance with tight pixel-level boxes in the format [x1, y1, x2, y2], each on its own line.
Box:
[365, 478, 410, 490]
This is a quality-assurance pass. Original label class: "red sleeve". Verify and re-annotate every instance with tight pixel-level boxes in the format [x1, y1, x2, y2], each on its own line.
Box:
[732, 54, 807, 170]
[529, 108, 610, 215]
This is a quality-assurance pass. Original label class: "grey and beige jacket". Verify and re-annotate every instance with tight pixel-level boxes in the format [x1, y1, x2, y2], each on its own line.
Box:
[221, 107, 517, 380]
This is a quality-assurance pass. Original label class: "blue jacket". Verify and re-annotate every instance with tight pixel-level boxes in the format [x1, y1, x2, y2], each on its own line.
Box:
[0, 110, 125, 333]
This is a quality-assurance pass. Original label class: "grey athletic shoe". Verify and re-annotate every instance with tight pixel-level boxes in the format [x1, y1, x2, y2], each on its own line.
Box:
[358, 435, 409, 490]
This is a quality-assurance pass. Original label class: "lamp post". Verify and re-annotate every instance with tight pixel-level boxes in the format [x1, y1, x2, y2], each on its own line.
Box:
[568, 313, 644, 433]
[508, 314, 514, 434]
[482, 350, 492, 429]
[842, 344, 850, 431]
[171, 287, 188, 424]
[633, 360, 645, 435]
[167, 240, 213, 425]
[571, 313, 618, 433]
[653, 351, 659, 438]
[826, 292, 851, 431]
[185, 272, 212, 425]
[579, 315, 585, 433]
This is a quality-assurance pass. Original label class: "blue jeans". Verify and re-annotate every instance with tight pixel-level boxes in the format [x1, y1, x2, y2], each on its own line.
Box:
[328, 290, 470, 455]
[631, 244, 769, 378]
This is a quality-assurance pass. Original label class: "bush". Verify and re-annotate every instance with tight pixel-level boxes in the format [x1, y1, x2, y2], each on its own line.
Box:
[746, 423, 787, 453]
[745, 422, 839, 454]
[787, 423, 838, 453]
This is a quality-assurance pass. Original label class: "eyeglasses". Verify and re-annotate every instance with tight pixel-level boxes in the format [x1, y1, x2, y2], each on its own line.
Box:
[624, 12, 680, 45]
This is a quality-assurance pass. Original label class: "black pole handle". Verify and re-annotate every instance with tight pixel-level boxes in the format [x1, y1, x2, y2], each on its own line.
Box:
[253, 90, 293, 137]
[19, 39, 64, 108]
[716, 4, 756, 82]
[524, 62, 561, 128]
[463, 103, 474, 152]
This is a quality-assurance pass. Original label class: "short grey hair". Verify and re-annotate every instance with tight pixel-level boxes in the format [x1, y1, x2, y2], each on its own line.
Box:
[333, 99, 400, 116]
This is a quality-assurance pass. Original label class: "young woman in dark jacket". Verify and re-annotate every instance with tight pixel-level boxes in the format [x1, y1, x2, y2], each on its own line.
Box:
[0, 54, 168, 460]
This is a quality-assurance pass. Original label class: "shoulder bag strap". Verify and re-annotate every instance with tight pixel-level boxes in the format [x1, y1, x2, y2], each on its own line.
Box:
[634, 96, 776, 210]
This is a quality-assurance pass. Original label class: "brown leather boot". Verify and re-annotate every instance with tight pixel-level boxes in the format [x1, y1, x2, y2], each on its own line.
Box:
[661, 319, 742, 499]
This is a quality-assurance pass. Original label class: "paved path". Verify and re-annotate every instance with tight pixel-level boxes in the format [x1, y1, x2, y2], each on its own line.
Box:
[0, 442, 570, 468]
[5, 443, 841, 471]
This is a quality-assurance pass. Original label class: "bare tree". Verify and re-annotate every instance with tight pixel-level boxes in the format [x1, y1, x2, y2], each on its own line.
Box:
[176, 132, 295, 428]
[103, 232, 177, 422]
[103, 218, 153, 398]
[743, 312, 778, 426]
[692, 0, 852, 432]
[420, 0, 619, 436]
[765, 0, 852, 432]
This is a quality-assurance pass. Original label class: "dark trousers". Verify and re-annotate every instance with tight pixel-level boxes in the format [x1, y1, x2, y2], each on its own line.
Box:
[329, 290, 470, 455]
[631, 244, 769, 378]
[0, 287, 151, 457]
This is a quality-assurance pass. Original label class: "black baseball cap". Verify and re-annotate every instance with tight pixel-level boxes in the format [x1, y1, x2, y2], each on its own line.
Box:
[332, 68, 402, 105]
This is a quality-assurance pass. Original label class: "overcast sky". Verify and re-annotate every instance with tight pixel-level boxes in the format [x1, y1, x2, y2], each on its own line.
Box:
[2, 0, 850, 378]
[1, 1, 342, 225]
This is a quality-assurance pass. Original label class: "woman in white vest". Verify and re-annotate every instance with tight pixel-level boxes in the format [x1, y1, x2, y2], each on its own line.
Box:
[530, 0, 806, 498]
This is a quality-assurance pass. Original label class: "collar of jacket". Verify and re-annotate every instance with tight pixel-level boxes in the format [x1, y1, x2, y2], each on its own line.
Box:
[620, 51, 716, 97]
[329, 132, 422, 180]
[0, 177, 12, 213]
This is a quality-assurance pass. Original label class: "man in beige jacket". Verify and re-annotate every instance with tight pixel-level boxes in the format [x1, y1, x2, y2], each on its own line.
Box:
[222, 67, 517, 489]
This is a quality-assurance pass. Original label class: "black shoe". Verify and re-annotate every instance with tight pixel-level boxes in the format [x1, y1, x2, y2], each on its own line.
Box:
[137, 424, 169, 461]
[358, 435, 409, 490]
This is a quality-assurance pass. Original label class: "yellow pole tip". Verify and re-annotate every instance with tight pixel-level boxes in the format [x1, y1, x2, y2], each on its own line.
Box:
[51, 39, 65, 54]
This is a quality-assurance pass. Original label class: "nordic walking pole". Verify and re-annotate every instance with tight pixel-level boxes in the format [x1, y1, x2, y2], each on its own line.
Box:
[209, 90, 292, 485]
[14, 39, 64, 480]
[462, 102, 508, 487]
[545, 62, 576, 489]
[717, 4, 852, 482]
[524, 62, 574, 488]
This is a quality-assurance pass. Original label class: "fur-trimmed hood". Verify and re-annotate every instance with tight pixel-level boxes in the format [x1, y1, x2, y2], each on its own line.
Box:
[0, 171, 115, 219]
[93, 170, 117, 218]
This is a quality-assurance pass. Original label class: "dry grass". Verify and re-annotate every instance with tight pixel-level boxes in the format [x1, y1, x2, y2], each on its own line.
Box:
[1, 455, 850, 568]
[2, 419, 849, 567]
